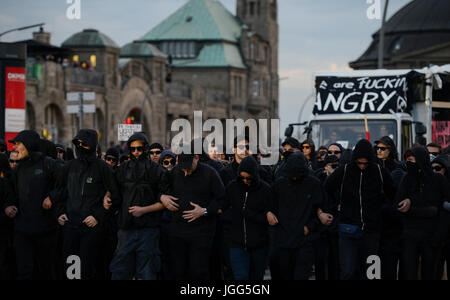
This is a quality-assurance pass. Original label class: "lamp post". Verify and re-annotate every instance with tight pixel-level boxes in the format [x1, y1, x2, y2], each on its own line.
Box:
[378, 0, 390, 69]
[0, 23, 45, 41]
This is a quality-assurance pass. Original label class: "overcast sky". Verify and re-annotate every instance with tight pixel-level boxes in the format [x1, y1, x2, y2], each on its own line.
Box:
[0, 0, 411, 133]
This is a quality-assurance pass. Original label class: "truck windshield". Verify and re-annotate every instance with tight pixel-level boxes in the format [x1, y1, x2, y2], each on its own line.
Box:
[310, 119, 397, 149]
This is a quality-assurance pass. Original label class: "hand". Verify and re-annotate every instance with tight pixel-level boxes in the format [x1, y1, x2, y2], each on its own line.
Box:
[42, 197, 52, 210]
[182, 202, 205, 223]
[129, 206, 146, 218]
[58, 214, 69, 226]
[304, 226, 310, 236]
[217, 209, 223, 215]
[319, 212, 334, 226]
[160, 195, 179, 211]
[103, 191, 112, 210]
[83, 216, 98, 228]
[398, 199, 411, 213]
[267, 212, 278, 226]
[5, 206, 18, 219]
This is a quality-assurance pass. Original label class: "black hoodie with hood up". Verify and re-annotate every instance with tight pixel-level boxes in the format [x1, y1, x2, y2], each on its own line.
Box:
[325, 139, 396, 233]
[224, 156, 271, 250]
[397, 147, 450, 241]
[5, 130, 61, 235]
[114, 132, 165, 230]
[56, 129, 120, 227]
[270, 152, 325, 249]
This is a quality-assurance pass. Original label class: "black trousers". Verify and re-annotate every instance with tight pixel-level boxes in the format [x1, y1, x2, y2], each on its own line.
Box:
[62, 225, 103, 280]
[0, 233, 15, 280]
[402, 232, 440, 280]
[379, 236, 403, 280]
[14, 231, 57, 280]
[436, 240, 450, 280]
[168, 234, 213, 280]
[278, 241, 314, 280]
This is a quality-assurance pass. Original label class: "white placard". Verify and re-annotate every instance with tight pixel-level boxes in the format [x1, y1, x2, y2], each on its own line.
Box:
[5, 109, 25, 132]
[67, 104, 96, 114]
[118, 124, 142, 142]
[67, 92, 96, 102]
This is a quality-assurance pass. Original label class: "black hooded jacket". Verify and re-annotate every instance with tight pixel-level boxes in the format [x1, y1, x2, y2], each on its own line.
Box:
[56, 129, 120, 227]
[325, 139, 396, 233]
[5, 130, 61, 235]
[270, 152, 325, 249]
[224, 156, 271, 250]
[0, 154, 13, 236]
[115, 132, 165, 230]
[397, 147, 450, 240]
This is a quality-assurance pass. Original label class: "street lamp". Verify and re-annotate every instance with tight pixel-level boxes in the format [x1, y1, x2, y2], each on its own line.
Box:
[378, 0, 390, 69]
[0, 23, 45, 41]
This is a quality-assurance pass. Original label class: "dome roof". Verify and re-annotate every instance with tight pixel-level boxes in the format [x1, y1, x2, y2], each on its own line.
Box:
[120, 42, 167, 58]
[62, 29, 119, 49]
[351, 0, 450, 67]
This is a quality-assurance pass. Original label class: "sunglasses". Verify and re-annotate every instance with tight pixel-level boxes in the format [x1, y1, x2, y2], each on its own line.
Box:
[375, 146, 390, 152]
[433, 166, 443, 172]
[105, 157, 118, 163]
[9, 159, 19, 164]
[239, 176, 253, 182]
[75, 140, 88, 148]
[149, 150, 162, 156]
[302, 146, 311, 150]
[130, 146, 144, 153]
[57, 149, 65, 154]
[328, 150, 341, 155]
[163, 159, 175, 166]
[356, 161, 369, 166]
[237, 145, 250, 150]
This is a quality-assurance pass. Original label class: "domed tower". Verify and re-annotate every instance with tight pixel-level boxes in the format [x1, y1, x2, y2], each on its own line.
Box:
[350, 0, 450, 69]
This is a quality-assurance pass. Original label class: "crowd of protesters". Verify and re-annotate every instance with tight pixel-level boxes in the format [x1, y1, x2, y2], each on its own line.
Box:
[0, 128, 449, 281]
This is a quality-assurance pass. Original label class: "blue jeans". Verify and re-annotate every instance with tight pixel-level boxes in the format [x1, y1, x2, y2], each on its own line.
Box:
[339, 233, 380, 280]
[110, 228, 161, 280]
[229, 247, 268, 280]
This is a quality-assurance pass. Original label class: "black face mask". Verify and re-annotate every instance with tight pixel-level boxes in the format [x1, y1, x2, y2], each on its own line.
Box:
[406, 161, 419, 175]
[75, 145, 93, 159]
[283, 150, 294, 159]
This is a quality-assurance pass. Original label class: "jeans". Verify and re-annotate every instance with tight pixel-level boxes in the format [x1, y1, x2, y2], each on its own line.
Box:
[110, 228, 161, 280]
[168, 234, 213, 280]
[229, 247, 268, 280]
[339, 232, 380, 280]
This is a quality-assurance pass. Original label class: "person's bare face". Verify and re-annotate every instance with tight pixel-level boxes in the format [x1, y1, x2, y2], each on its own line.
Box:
[376, 142, 391, 160]
[355, 158, 369, 170]
[427, 146, 441, 157]
[234, 140, 250, 163]
[208, 146, 218, 160]
[9, 151, 19, 169]
[302, 144, 312, 157]
[162, 156, 175, 171]
[13, 142, 29, 160]
[149, 148, 162, 163]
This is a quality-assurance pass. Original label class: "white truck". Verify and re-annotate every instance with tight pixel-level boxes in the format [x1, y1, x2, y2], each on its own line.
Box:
[288, 66, 450, 155]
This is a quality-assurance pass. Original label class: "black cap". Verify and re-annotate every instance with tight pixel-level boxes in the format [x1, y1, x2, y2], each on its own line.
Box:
[106, 147, 120, 160]
[149, 142, 164, 151]
[9, 130, 41, 153]
[282, 137, 301, 150]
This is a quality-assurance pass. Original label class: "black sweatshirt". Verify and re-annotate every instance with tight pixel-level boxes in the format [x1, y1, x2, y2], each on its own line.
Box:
[159, 162, 225, 238]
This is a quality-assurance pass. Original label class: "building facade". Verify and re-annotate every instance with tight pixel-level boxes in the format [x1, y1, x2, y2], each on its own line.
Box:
[23, 0, 279, 149]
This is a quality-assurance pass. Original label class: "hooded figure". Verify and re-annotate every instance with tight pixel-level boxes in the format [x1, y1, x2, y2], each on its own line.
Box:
[0, 153, 14, 279]
[325, 139, 396, 280]
[56, 129, 120, 280]
[40, 139, 57, 160]
[269, 152, 325, 280]
[223, 156, 271, 280]
[397, 147, 450, 280]
[4, 130, 61, 280]
[301, 139, 318, 170]
[109, 132, 165, 280]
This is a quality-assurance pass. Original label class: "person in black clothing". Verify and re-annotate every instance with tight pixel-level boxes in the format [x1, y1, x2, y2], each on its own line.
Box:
[432, 154, 450, 280]
[0, 154, 14, 280]
[273, 137, 302, 180]
[159, 142, 225, 280]
[373, 136, 405, 280]
[108, 132, 165, 280]
[56, 144, 66, 161]
[396, 147, 449, 280]
[268, 152, 326, 280]
[56, 129, 120, 280]
[301, 139, 318, 170]
[4, 130, 61, 280]
[159, 150, 176, 171]
[325, 139, 396, 280]
[65, 147, 75, 161]
[40, 139, 57, 160]
[0, 139, 7, 155]
[224, 156, 271, 280]
[105, 147, 120, 170]
[149, 143, 164, 164]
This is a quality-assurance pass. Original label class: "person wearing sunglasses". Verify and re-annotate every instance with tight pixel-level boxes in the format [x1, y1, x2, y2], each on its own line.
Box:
[223, 156, 272, 280]
[3, 130, 62, 280]
[149, 143, 164, 164]
[301, 139, 318, 171]
[105, 147, 120, 170]
[427, 143, 442, 159]
[325, 139, 396, 280]
[396, 148, 450, 280]
[56, 129, 120, 280]
[8, 151, 19, 170]
[159, 150, 176, 171]
[108, 132, 165, 280]
[328, 143, 344, 160]
[273, 137, 301, 181]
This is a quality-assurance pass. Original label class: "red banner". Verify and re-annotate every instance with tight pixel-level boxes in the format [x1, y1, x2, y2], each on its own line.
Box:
[5, 67, 26, 151]
[432, 121, 450, 149]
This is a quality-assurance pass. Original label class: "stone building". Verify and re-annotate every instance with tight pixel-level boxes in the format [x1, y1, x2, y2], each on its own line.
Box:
[24, 0, 279, 148]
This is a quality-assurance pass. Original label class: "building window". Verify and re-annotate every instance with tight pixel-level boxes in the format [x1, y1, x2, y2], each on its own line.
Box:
[73, 55, 79, 63]
[250, 43, 255, 60]
[250, 1, 255, 16]
[90, 55, 96, 68]
[234, 76, 242, 99]
[252, 80, 260, 97]
[257, 1, 261, 15]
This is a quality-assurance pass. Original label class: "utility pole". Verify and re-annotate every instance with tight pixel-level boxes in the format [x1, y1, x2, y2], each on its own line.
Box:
[79, 92, 84, 131]
[378, 0, 390, 69]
